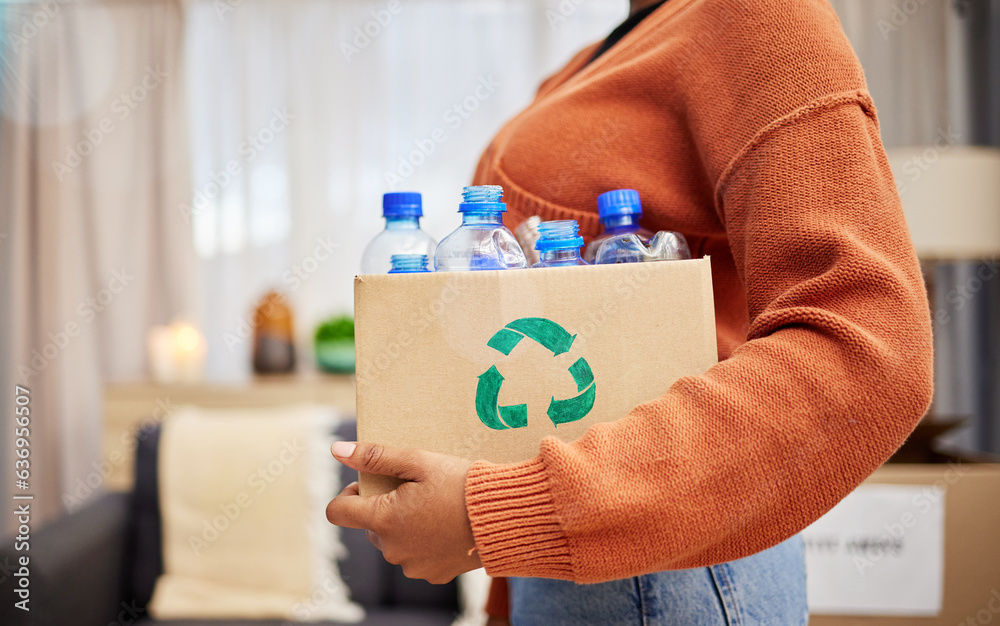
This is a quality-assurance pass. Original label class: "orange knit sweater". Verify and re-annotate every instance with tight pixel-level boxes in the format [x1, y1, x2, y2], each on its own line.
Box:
[464, 0, 934, 595]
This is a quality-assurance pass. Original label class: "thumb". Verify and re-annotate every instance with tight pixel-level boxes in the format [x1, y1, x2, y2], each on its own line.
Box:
[331, 441, 429, 481]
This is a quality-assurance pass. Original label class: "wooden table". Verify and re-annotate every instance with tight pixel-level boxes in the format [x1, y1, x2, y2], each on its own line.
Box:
[102, 374, 355, 491]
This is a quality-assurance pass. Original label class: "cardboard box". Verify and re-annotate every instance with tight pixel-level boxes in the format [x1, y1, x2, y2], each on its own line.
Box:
[808, 464, 1000, 625]
[354, 258, 717, 494]
[354, 257, 1000, 620]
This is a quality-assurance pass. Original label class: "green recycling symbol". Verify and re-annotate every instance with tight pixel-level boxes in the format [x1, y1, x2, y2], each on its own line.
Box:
[475, 317, 596, 430]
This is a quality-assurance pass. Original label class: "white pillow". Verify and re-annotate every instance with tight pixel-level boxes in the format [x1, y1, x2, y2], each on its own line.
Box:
[149, 404, 364, 622]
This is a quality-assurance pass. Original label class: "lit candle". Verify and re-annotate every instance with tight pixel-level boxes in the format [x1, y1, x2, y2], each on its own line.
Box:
[172, 323, 206, 382]
[147, 322, 206, 383]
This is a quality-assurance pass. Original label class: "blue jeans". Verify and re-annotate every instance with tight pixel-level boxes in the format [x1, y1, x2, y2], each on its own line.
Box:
[509, 536, 807, 625]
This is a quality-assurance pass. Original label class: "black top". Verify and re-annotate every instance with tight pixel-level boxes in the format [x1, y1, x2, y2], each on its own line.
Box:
[588, 1, 669, 65]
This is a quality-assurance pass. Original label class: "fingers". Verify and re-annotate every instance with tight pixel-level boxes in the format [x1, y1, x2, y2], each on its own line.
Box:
[325, 490, 378, 530]
[331, 441, 429, 482]
[338, 481, 360, 498]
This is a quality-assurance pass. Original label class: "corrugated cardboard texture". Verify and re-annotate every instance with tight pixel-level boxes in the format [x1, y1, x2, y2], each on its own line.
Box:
[354, 258, 717, 494]
[811, 464, 1000, 626]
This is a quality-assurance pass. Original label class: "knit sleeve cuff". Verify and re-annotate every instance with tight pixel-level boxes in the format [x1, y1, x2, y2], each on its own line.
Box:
[465, 457, 574, 579]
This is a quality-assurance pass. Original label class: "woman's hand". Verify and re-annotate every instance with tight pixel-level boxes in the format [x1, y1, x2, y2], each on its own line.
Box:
[325, 441, 483, 584]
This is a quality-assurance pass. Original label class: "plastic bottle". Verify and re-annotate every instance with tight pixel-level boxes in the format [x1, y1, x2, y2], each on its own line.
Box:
[434, 185, 528, 271]
[593, 230, 692, 264]
[360, 192, 437, 275]
[514, 216, 543, 266]
[387, 254, 431, 274]
[532, 220, 588, 268]
[582, 189, 654, 263]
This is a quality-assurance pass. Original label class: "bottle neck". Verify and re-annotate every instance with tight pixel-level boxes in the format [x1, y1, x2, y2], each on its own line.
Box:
[539, 248, 583, 265]
[602, 214, 640, 233]
[385, 216, 420, 230]
[461, 211, 503, 225]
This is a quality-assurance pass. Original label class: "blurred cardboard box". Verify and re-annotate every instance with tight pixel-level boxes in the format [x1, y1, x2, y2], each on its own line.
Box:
[354, 258, 717, 494]
[807, 461, 1000, 625]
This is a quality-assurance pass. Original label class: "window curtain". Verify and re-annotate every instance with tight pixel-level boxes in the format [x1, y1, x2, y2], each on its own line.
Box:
[0, 0, 196, 531]
[829, 0, 970, 146]
[830, 0, 1000, 456]
[960, 0, 1000, 455]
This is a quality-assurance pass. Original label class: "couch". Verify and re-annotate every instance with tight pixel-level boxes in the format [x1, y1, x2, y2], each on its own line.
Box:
[0, 421, 459, 626]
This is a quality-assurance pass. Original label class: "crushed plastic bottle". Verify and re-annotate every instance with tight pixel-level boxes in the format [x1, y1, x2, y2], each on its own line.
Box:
[583, 189, 654, 263]
[434, 185, 528, 271]
[532, 220, 588, 268]
[593, 230, 692, 264]
[360, 192, 437, 274]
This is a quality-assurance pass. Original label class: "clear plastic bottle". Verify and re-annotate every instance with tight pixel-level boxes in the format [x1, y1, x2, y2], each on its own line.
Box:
[434, 185, 528, 271]
[360, 192, 437, 275]
[582, 189, 654, 263]
[514, 216, 543, 266]
[387, 253, 431, 273]
[532, 220, 589, 268]
[593, 230, 692, 264]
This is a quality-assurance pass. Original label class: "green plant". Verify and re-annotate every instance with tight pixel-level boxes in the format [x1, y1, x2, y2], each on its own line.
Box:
[314, 315, 354, 343]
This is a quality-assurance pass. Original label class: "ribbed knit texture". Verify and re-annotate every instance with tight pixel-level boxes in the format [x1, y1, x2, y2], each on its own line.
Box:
[465, 0, 934, 589]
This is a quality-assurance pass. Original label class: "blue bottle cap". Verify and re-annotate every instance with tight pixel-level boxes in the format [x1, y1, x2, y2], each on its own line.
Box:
[534, 220, 584, 251]
[459, 185, 506, 213]
[597, 189, 642, 220]
[383, 192, 423, 218]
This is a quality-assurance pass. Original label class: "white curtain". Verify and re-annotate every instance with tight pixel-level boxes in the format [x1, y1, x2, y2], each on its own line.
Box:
[830, 0, 991, 451]
[829, 0, 970, 147]
[0, 0, 196, 530]
[183, 0, 627, 380]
